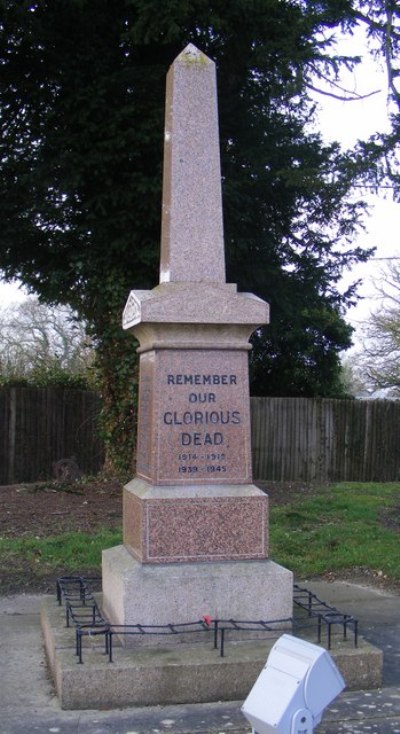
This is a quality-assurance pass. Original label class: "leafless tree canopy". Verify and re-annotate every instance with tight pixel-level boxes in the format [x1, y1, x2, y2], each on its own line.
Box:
[351, 259, 400, 395]
[0, 297, 93, 380]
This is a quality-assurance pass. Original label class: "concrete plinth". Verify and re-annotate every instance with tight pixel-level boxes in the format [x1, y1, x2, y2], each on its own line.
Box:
[102, 545, 293, 634]
[41, 595, 383, 710]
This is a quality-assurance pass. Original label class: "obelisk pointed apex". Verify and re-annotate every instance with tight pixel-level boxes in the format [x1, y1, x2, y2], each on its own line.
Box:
[159, 45, 226, 283]
[177, 43, 212, 64]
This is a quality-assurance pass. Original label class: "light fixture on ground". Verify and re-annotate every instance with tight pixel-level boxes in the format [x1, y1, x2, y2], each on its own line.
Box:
[241, 634, 345, 734]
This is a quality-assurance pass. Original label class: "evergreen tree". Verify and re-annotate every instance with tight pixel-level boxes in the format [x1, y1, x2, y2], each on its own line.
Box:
[0, 0, 373, 469]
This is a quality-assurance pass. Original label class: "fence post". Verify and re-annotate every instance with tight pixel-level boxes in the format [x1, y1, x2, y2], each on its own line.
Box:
[7, 387, 16, 484]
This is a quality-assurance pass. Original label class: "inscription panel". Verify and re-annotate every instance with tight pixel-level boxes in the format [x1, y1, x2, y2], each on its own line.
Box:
[152, 350, 252, 484]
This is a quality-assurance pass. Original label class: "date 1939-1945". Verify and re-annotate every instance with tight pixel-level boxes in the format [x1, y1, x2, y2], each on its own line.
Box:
[177, 452, 227, 474]
[178, 465, 227, 474]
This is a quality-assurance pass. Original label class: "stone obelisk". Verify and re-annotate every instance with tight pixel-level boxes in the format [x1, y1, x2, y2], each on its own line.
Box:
[102, 45, 292, 629]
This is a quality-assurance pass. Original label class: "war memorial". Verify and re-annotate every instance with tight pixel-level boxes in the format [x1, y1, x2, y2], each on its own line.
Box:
[102, 43, 292, 625]
[41, 45, 382, 710]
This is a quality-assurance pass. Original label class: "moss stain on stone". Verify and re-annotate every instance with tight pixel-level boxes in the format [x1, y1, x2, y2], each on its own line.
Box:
[179, 45, 209, 66]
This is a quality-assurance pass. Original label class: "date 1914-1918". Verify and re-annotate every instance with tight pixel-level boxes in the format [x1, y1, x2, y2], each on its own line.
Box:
[178, 453, 226, 461]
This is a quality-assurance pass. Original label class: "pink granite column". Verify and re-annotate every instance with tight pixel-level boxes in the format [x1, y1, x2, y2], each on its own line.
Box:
[102, 45, 293, 630]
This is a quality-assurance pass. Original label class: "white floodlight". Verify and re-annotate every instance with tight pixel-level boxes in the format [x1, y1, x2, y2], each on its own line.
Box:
[241, 634, 345, 734]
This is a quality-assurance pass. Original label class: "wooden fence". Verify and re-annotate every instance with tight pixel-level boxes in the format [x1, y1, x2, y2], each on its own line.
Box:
[0, 387, 104, 484]
[251, 397, 400, 482]
[1, 389, 399, 484]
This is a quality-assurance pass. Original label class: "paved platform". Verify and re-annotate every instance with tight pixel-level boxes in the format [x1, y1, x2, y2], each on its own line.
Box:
[1, 579, 400, 733]
[41, 582, 382, 709]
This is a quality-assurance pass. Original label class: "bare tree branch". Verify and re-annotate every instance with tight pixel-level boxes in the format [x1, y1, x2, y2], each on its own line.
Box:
[306, 81, 381, 101]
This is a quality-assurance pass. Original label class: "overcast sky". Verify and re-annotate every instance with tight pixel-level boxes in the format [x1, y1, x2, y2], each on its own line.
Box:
[311, 28, 400, 345]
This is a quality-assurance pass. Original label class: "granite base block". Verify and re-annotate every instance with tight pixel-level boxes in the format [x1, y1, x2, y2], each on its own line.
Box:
[102, 544, 293, 638]
[123, 478, 269, 563]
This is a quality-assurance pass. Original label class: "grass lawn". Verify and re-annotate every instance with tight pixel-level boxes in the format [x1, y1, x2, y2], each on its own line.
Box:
[269, 482, 400, 581]
[0, 482, 399, 591]
[0, 528, 122, 576]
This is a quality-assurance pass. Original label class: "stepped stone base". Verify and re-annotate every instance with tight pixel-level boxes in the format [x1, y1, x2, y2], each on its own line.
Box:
[102, 545, 293, 635]
[41, 595, 383, 710]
